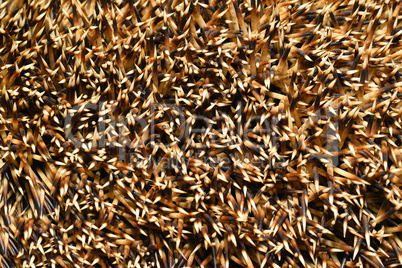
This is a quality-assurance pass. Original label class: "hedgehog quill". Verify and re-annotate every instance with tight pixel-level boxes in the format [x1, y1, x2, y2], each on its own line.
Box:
[0, 0, 402, 267]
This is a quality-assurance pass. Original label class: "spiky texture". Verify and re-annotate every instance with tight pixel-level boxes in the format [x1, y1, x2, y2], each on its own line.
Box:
[1, 0, 402, 267]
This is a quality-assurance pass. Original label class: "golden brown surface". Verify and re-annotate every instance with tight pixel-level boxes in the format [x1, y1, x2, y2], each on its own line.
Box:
[0, 0, 402, 267]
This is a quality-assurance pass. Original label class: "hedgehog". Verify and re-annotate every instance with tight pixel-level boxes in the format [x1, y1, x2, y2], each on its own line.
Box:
[0, 0, 402, 267]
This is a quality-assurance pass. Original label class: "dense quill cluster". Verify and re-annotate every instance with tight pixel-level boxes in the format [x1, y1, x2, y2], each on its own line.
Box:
[1, 0, 402, 267]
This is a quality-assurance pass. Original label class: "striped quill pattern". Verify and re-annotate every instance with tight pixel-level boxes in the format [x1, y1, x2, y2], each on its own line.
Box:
[0, 0, 402, 267]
